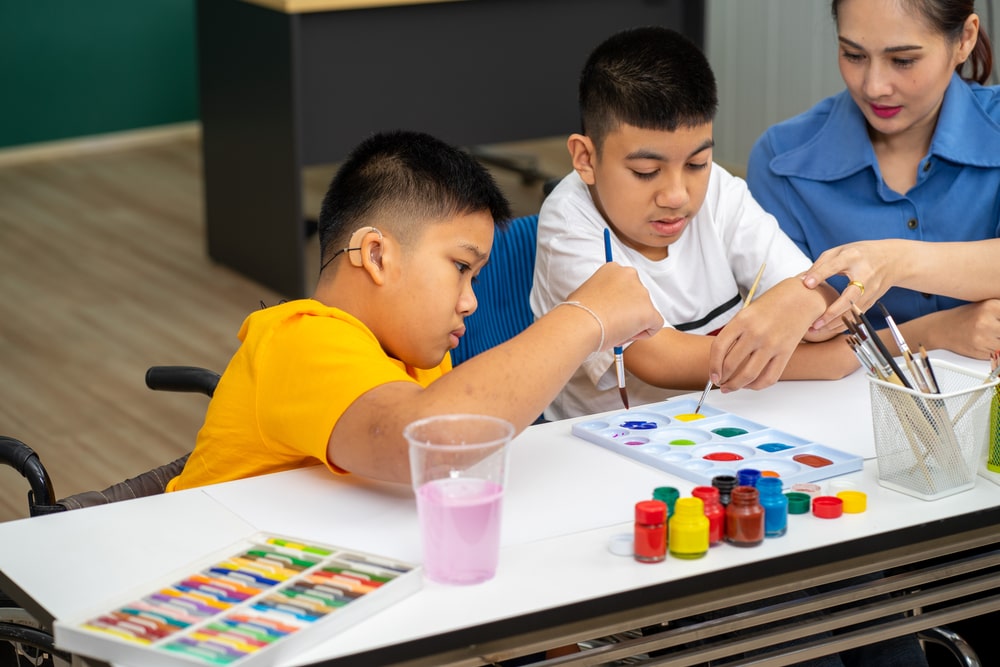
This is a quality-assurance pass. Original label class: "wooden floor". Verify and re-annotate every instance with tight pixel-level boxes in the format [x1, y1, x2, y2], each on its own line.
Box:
[0, 131, 572, 523]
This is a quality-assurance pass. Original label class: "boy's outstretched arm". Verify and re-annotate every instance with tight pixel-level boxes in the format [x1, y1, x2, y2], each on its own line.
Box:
[327, 263, 663, 484]
[707, 277, 850, 392]
[623, 281, 858, 394]
[622, 328, 718, 391]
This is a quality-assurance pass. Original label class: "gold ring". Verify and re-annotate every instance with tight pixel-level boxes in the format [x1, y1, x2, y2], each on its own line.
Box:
[848, 280, 865, 296]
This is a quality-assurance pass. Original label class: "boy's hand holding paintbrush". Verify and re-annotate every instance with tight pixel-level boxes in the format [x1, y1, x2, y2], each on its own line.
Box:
[705, 273, 854, 394]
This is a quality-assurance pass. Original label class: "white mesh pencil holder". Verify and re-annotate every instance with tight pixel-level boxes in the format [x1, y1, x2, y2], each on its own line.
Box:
[868, 360, 999, 501]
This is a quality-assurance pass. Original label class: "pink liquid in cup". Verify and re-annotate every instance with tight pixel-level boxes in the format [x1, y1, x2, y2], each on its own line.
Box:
[416, 477, 504, 584]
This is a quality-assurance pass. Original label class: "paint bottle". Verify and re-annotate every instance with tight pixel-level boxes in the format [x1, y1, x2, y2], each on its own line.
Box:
[634, 500, 667, 563]
[725, 485, 764, 547]
[691, 485, 725, 545]
[756, 477, 788, 537]
[712, 474, 737, 508]
[669, 497, 709, 559]
[652, 486, 680, 517]
[652, 487, 679, 549]
[736, 468, 761, 488]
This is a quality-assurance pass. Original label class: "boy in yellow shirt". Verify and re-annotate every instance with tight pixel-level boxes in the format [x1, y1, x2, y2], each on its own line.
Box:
[168, 130, 662, 490]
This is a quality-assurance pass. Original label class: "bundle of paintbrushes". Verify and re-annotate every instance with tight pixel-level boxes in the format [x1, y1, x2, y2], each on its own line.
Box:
[843, 303, 940, 393]
[847, 302, 970, 496]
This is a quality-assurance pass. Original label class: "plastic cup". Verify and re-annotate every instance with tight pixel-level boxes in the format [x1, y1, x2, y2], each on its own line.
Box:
[405, 414, 514, 585]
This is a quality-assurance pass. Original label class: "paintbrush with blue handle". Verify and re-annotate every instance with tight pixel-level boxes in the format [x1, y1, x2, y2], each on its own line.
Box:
[603, 228, 629, 410]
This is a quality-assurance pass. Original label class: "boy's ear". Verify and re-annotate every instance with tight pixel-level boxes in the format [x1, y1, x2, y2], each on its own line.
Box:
[567, 133, 598, 185]
[352, 227, 387, 285]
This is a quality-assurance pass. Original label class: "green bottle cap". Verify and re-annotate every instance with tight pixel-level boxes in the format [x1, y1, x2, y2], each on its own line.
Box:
[785, 492, 811, 514]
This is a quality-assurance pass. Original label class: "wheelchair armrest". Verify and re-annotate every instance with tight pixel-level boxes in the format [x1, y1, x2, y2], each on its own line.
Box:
[57, 453, 191, 511]
[145, 366, 220, 397]
[0, 436, 58, 514]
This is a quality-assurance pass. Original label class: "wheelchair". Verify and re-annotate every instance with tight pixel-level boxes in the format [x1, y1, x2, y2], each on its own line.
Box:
[0, 366, 218, 667]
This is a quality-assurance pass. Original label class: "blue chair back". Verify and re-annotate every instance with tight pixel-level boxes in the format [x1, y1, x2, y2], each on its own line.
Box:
[451, 214, 538, 366]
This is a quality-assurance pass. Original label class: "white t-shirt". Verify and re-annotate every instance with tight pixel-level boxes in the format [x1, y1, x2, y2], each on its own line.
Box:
[530, 165, 812, 420]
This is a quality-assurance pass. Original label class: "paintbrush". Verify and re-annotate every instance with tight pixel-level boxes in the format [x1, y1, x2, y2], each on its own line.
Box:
[918, 344, 941, 394]
[842, 315, 894, 383]
[603, 228, 629, 410]
[846, 333, 881, 378]
[694, 261, 766, 414]
[851, 303, 912, 389]
[878, 302, 932, 393]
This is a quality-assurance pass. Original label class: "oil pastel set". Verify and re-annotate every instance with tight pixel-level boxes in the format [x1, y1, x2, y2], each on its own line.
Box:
[572, 398, 863, 487]
[55, 534, 420, 667]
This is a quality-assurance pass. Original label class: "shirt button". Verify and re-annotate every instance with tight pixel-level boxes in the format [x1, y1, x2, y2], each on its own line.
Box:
[923, 161, 932, 172]
[907, 218, 918, 229]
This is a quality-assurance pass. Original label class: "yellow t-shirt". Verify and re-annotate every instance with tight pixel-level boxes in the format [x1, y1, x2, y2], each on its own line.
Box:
[167, 299, 450, 491]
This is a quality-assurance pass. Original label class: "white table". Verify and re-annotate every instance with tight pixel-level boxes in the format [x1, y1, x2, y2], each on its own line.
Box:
[2, 352, 999, 666]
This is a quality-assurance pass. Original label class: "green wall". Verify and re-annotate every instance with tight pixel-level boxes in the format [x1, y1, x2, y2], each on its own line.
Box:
[0, 1, 197, 149]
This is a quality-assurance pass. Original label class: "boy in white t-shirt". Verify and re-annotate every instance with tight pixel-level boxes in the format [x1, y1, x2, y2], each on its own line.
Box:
[530, 27, 859, 420]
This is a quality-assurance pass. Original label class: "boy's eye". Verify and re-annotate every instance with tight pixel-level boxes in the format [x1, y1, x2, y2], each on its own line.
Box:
[841, 51, 864, 63]
[892, 57, 916, 68]
[455, 261, 472, 274]
[631, 170, 658, 180]
[687, 162, 709, 171]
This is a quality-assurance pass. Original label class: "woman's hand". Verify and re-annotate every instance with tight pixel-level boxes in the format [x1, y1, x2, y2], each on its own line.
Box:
[800, 240, 904, 330]
[909, 300, 1000, 360]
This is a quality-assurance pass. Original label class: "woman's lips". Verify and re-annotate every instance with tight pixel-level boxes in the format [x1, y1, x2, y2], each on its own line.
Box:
[871, 103, 902, 119]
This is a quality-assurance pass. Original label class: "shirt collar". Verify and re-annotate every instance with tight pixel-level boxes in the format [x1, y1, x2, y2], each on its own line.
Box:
[932, 73, 1000, 167]
[770, 72, 1000, 181]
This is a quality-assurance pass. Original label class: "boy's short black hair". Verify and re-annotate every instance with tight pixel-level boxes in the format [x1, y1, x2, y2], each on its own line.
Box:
[579, 26, 718, 151]
[318, 130, 512, 266]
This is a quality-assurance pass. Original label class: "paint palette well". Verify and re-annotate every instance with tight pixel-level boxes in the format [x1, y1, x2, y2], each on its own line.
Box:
[572, 399, 862, 487]
[56, 534, 421, 667]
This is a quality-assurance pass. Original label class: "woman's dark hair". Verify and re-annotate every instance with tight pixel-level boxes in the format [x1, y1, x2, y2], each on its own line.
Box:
[833, 0, 993, 84]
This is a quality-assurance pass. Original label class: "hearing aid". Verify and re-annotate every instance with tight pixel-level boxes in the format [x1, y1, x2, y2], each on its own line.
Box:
[348, 227, 382, 267]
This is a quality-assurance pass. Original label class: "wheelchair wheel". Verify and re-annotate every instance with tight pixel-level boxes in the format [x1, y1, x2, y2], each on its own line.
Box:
[0, 593, 69, 667]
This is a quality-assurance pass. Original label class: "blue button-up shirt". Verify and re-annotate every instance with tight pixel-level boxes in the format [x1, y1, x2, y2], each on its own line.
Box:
[747, 73, 1000, 329]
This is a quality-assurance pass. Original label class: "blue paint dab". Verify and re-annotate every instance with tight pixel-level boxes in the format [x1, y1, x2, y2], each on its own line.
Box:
[621, 420, 657, 430]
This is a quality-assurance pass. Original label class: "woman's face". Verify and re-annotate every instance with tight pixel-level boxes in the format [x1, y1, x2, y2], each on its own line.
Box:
[835, 0, 977, 142]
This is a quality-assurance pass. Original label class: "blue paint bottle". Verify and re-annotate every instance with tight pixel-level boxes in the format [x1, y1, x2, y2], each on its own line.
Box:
[756, 477, 788, 537]
[736, 468, 761, 488]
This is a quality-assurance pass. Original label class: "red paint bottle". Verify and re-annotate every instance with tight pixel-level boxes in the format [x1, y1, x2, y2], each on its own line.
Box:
[725, 485, 764, 547]
[691, 485, 725, 545]
[634, 500, 667, 563]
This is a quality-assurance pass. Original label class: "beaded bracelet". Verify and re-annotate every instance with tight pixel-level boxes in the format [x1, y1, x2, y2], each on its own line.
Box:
[556, 301, 606, 354]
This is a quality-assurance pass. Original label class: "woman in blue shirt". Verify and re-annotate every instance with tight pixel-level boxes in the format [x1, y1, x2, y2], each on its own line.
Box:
[748, 0, 1000, 360]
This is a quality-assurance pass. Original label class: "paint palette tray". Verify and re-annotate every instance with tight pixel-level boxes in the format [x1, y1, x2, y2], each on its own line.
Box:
[55, 533, 421, 667]
[572, 398, 863, 487]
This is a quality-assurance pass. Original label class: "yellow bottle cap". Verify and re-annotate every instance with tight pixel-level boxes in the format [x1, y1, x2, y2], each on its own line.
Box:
[836, 490, 867, 513]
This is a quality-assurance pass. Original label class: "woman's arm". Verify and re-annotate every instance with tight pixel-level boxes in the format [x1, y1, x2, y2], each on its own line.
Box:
[804, 238, 1000, 331]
